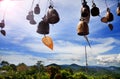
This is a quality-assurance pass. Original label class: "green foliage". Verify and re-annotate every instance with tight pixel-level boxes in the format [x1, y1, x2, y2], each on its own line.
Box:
[0, 61, 120, 79]
[73, 72, 88, 79]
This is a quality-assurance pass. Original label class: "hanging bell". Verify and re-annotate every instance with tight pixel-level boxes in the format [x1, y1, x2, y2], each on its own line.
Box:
[77, 19, 89, 36]
[101, 17, 108, 23]
[30, 19, 36, 25]
[81, 2, 90, 23]
[34, 4, 40, 14]
[91, 3, 100, 16]
[46, 5, 60, 24]
[37, 20, 49, 35]
[0, 20, 5, 28]
[26, 11, 33, 20]
[27, 11, 34, 21]
[117, 3, 120, 16]
[105, 8, 114, 22]
[81, 5, 90, 17]
[81, 13, 90, 23]
[81, 0, 90, 17]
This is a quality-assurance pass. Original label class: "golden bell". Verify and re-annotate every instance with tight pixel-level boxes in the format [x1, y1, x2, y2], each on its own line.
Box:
[101, 17, 108, 23]
[117, 7, 120, 16]
[46, 5, 60, 24]
[105, 8, 114, 22]
[34, 4, 40, 14]
[117, 3, 120, 16]
[77, 19, 89, 36]
[37, 20, 49, 35]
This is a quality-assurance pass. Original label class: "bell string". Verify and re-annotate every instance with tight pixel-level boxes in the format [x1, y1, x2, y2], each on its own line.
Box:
[92, 0, 94, 4]
[49, 0, 54, 7]
[38, 0, 41, 4]
[105, 0, 108, 8]
[30, 0, 35, 11]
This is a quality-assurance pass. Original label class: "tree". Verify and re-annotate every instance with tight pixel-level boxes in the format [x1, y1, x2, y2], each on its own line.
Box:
[47, 66, 60, 79]
[17, 63, 28, 72]
[10, 64, 16, 71]
[73, 72, 88, 79]
[1, 60, 9, 66]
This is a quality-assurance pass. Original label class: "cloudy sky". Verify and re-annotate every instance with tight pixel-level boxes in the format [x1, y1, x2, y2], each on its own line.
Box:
[0, 0, 120, 67]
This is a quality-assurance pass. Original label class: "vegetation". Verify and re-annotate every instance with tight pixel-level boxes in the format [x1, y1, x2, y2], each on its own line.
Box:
[0, 61, 120, 79]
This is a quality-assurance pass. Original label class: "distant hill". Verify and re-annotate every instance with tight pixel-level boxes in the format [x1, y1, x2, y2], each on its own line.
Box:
[47, 63, 120, 75]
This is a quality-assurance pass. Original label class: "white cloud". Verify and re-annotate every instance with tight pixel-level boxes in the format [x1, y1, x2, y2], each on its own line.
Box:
[19, 37, 117, 65]
[1, 54, 45, 66]
[96, 54, 120, 66]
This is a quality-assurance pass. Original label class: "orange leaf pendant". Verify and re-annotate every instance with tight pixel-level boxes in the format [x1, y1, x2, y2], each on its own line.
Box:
[42, 36, 53, 50]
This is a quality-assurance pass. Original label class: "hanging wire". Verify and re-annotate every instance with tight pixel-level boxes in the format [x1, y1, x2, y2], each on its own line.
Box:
[44, 0, 49, 14]
[48, 0, 54, 7]
[105, 0, 108, 8]
[2, 5, 8, 20]
[30, 0, 35, 11]
[38, 0, 41, 4]
[92, 0, 94, 4]
[85, 46, 88, 73]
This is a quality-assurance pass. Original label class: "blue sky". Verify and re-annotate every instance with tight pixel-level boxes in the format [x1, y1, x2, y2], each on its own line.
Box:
[0, 0, 120, 67]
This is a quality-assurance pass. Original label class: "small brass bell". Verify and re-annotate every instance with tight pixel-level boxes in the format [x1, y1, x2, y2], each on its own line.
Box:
[81, 2, 90, 23]
[37, 20, 49, 35]
[81, 4, 90, 17]
[101, 17, 108, 23]
[91, 3, 100, 16]
[105, 8, 114, 22]
[34, 4, 40, 14]
[117, 3, 120, 16]
[77, 19, 89, 36]
[47, 5, 60, 24]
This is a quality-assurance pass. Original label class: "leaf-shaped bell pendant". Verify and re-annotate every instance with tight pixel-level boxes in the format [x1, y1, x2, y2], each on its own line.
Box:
[37, 19, 49, 35]
[117, 3, 120, 16]
[1, 30, 6, 36]
[47, 5, 60, 24]
[34, 4, 40, 14]
[0, 20, 5, 28]
[91, 3, 100, 16]
[105, 8, 114, 22]
[77, 19, 89, 36]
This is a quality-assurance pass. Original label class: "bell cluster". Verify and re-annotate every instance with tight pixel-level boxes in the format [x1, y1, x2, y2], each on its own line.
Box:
[37, 4, 60, 35]
[26, 3, 40, 25]
[26, 0, 60, 36]
[0, 19, 6, 36]
[77, 0, 120, 36]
